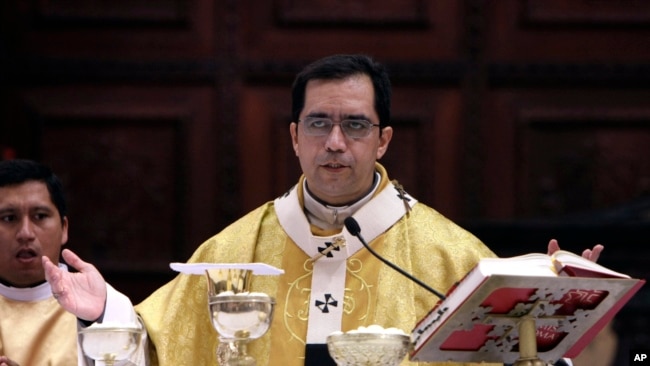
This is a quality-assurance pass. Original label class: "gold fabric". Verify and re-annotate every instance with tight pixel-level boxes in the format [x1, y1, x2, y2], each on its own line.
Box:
[135, 167, 501, 366]
[0, 295, 78, 365]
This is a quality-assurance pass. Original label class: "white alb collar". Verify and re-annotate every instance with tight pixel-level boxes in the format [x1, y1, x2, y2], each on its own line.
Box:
[0, 263, 68, 302]
[303, 172, 380, 230]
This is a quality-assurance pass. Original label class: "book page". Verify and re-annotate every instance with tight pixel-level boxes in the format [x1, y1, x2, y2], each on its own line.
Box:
[476, 250, 629, 279]
[551, 250, 630, 279]
[476, 253, 557, 277]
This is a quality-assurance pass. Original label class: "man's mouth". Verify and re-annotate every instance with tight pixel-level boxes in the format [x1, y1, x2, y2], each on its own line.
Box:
[323, 162, 347, 169]
[16, 248, 38, 262]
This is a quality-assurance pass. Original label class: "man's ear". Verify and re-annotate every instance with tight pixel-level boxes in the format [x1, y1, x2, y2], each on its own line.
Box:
[376, 126, 393, 160]
[290, 122, 300, 156]
[61, 216, 69, 246]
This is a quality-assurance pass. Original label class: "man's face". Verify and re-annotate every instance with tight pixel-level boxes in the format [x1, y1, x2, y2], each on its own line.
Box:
[290, 74, 393, 205]
[0, 181, 68, 287]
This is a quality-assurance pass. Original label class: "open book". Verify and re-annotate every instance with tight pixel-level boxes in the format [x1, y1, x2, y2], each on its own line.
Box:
[410, 250, 645, 364]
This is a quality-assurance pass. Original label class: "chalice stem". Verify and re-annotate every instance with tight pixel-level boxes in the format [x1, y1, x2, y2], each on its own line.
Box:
[217, 340, 256, 366]
[229, 340, 255, 366]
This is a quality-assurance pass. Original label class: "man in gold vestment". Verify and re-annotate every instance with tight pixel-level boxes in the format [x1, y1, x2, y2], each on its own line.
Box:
[0, 159, 79, 366]
[43, 54, 605, 366]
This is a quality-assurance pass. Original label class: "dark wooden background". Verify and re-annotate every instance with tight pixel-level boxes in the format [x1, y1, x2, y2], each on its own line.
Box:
[1, 1, 648, 364]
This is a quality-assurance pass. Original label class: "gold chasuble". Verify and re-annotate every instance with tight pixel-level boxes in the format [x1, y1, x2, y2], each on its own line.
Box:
[0, 283, 78, 365]
[135, 164, 501, 366]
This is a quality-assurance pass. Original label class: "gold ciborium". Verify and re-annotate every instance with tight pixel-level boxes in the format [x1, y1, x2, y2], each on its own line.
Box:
[78, 323, 142, 366]
[206, 268, 275, 366]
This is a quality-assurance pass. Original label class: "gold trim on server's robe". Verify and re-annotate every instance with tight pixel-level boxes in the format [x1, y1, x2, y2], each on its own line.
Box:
[135, 164, 501, 366]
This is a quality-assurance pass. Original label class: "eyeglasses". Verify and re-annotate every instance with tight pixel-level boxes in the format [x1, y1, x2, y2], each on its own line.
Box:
[298, 117, 380, 138]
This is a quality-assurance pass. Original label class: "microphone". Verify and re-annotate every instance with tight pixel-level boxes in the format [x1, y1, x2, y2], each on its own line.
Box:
[344, 217, 446, 300]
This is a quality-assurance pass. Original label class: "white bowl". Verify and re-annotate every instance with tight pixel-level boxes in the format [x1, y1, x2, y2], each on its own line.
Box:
[78, 325, 142, 362]
[327, 332, 412, 366]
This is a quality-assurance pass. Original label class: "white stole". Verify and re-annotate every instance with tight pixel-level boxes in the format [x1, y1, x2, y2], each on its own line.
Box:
[274, 180, 417, 343]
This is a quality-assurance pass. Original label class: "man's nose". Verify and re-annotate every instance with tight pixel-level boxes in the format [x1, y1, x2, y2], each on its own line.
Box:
[16, 217, 36, 240]
[324, 124, 348, 152]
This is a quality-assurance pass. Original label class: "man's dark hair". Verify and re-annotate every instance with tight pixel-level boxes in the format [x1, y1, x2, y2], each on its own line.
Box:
[291, 54, 392, 127]
[0, 159, 67, 223]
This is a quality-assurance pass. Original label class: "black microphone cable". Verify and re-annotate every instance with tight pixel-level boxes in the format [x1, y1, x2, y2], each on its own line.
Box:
[344, 217, 446, 300]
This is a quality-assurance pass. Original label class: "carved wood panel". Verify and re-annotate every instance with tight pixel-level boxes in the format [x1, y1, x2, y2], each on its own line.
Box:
[8, 86, 218, 302]
[1, 0, 216, 58]
[239, 0, 464, 61]
[482, 89, 650, 218]
[484, 0, 650, 61]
